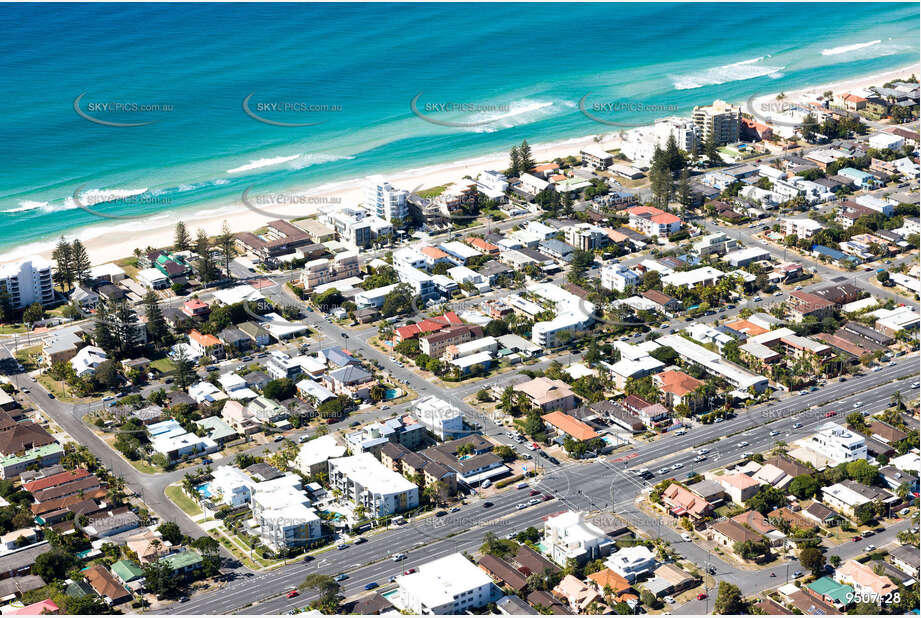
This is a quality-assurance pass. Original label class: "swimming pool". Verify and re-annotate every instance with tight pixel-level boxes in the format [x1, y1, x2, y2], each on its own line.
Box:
[196, 483, 213, 498]
[385, 388, 400, 400]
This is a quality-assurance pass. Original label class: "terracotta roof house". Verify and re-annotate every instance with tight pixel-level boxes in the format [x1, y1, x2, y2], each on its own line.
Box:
[661, 483, 713, 519]
[754, 597, 790, 615]
[835, 559, 897, 599]
[393, 312, 464, 342]
[541, 411, 599, 442]
[478, 554, 528, 591]
[514, 377, 576, 412]
[710, 519, 764, 550]
[22, 468, 92, 494]
[82, 565, 132, 605]
[552, 574, 605, 614]
[641, 289, 680, 311]
[718, 472, 761, 504]
[587, 568, 631, 596]
[6, 600, 59, 615]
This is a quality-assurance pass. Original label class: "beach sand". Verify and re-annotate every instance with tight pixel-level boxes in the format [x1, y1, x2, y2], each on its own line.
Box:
[11, 63, 919, 268]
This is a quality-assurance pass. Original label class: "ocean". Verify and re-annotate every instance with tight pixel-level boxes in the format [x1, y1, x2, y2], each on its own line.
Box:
[1, 2, 918, 260]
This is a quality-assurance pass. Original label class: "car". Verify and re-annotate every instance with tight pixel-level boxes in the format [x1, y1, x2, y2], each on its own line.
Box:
[714, 417, 724, 423]
[658, 467, 671, 475]
[179, 596, 190, 603]
[792, 423, 802, 429]
[391, 553, 406, 561]
[852, 536, 863, 542]
[697, 448, 709, 455]
[549, 456, 560, 465]
[516, 503, 527, 510]
[529, 498, 541, 505]
[773, 291, 783, 297]
[543, 494, 553, 501]
[694, 455, 706, 462]
[274, 434, 284, 441]
[450, 507, 460, 513]
[825, 410, 837, 417]
[861, 530, 874, 537]
[853, 401, 862, 408]
[672, 463, 683, 470]
[792, 570, 803, 578]
[707, 567, 717, 575]
[482, 501, 493, 508]
[302, 555, 314, 562]
[753, 296, 762, 302]
[403, 568, 416, 575]
[364, 582, 379, 590]
[888, 361, 896, 367]
[681, 533, 692, 542]
[435, 511, 447, 517]
[287, 590, 299, 599]
[353, 537, 367, 544]
[794, 286, 802, 291]
[349, 421, 360, 427]
[872, 366, 882, 372]
[529, 490, 540, 496]
[47, 393, 55, 399]
[769, 430, 780, 437]
[912, 382, 919, 389]
[665, 595, 676, 604]
[737, 441, 749, 448]
[337, 544, 348, 550]
[697, 593, 708, 600]
[333, 573, 349, 582]
[201, 457, 212, 464]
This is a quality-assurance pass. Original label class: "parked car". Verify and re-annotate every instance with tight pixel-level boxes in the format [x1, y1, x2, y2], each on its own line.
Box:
[697, 593, 708, 600]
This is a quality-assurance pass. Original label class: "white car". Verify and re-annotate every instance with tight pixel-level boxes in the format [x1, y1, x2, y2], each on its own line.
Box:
[697, 448, 710, 455]
[681, 533, 692, 542]
[672, 463, 684, 470]
[853, 401, 862, 408]
[694, 455, 706, 463]
[769, 430, 779, 437]
[665, 596, 676, 604]
[516, 503, 527, 510]
[737, 441, 749, 448]
[912, 382, 920, 389]
[657, 468, 671, 475]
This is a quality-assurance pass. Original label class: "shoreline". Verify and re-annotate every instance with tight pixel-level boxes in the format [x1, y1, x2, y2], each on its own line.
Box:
[2, 62, 917, 269]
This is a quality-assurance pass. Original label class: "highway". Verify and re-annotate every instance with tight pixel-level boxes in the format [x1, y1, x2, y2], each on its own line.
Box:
[157, 357, 918, 615]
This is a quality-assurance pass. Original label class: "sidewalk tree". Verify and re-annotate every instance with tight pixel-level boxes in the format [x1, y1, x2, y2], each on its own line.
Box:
[713, 581, 745, 614]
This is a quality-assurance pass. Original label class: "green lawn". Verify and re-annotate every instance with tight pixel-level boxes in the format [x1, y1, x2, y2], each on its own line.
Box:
[149, 357, 177, 374]
[0, 325, 28, 334]
[165, 484, 203, 516]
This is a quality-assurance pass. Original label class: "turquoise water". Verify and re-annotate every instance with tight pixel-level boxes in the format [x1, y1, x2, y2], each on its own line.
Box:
[196, 482, 212, 498]
[0, 3, 918, 259]
[385, 389, 400, 400]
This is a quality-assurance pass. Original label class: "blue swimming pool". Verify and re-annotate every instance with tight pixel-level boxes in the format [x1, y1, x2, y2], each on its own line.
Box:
[196, 483, 212, 498]
[385, 389, 400, 400]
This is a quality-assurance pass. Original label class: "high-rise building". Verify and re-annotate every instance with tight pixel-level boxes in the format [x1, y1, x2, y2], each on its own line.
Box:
[364, 175, 408, 223]
[692, 100, 741, 146]
[0, 256, 55, 310]
[654, 116, 699, 152]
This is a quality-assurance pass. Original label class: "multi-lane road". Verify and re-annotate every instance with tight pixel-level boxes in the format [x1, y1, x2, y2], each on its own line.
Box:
[158, 357, 918, 615]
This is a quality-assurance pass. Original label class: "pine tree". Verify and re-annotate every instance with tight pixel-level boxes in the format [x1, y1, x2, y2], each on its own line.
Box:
[94, 300, 119, 356]
[144, 291, 169, 347]
[195, 229, 216, 283]
[111, 300, 140, 358]
[677, 168, 691, 211]
[216, 220, 236, 279]
[507, 146, 521, 177]
[704, 133, 721, 167]
[174, 221, 191, 252]
[518, 139, 535, 174]
[70, 240, 92, 285]
[52, 238, 74, 292]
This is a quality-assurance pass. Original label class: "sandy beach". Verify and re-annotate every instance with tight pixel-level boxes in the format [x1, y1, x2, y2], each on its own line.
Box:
[12, 63, 919, 269]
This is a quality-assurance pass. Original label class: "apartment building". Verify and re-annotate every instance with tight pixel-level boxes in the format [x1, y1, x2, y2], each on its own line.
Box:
[692, 100, 741, 146]
[601, 263, 640, 293]
[364, 175, 409, 222]
[807, 422, 867, 465]
[397, 553, 497, 615]
[299, 252, 360, 291]
[328, 453, 419, 517]
[0, 257, 55, 310]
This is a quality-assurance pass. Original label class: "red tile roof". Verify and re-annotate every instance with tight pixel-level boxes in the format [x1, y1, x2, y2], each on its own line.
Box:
[23, 468, 90, 493]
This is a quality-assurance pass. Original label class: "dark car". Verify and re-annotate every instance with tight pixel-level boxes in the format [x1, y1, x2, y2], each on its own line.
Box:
[349, 421, 360, 427]
[435, 511, 447, 517]
[543, 494, 553, 501]
[529, 490, 540, 496]
[47, 393, 55, 399]
[303, 555, 314, 562]
[482, 501, 493, 508]
[353, 537, 367, 545]
[364, 582, 378, 590]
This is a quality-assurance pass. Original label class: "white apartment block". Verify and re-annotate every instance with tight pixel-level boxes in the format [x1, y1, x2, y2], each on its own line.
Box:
[544, 511, 613, 565]
[807, 422, 867, 465]
[0, 256, 54, 310]
[364, 175, 409, 223]
[397, 553, 497, 615]
[601, 263, 640, 293]
[251, 483, 321, 549]
[783, 218, 825, 238]
[692, 100, 741, 146]
[328, 453, 419, 517]
[654, 116, 698, 152]
[412, 396, 465, 440]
